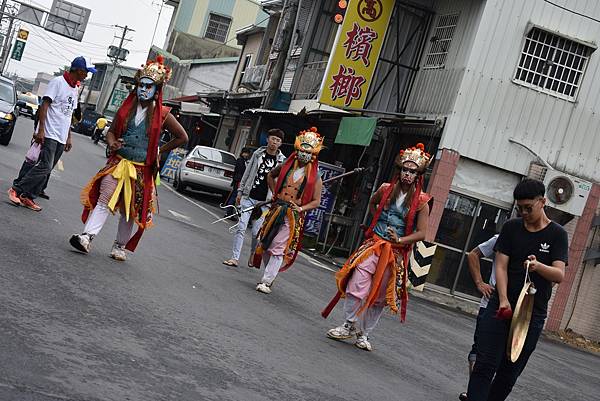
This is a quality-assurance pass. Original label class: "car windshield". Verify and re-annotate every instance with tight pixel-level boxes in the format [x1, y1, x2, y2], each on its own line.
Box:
[18, 93, 38, 104]
[215, 151, 236, 165]
[0, 82, 15, 103]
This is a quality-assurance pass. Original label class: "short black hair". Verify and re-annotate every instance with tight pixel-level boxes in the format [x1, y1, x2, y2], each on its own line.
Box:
[513, 178, 545, 200]
[267, 128, 284, 141]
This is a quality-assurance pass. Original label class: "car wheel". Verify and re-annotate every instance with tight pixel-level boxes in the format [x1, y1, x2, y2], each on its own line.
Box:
[0, 126, 14, 146]
[173, 175, 186, 193]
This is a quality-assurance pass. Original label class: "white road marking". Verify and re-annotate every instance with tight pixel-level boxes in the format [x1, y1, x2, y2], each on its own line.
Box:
[162, 184, 223, 221]
[297, 252, 337, 272]
[168, 209, 191, 222]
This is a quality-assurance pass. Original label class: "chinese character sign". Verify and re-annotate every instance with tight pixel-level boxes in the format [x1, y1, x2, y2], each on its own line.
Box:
[304, 162, 345, 237]
[319, 0, 395, 109]
[160, 148, 186, 181]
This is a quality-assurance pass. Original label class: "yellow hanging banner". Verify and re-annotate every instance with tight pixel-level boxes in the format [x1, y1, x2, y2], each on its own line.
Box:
[319, 0, 396, 109]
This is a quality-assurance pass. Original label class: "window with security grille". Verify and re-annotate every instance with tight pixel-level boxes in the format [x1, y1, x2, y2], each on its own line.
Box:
[423, 13, 459, 69]
[205, 13, 231, 43]
[514, 27, 594, 100]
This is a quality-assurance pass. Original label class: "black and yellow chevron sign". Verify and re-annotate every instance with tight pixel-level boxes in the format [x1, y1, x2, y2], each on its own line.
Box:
[408, 241, 437, 291]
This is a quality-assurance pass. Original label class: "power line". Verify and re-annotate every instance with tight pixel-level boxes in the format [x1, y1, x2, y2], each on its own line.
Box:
[542, 0, 600, 24]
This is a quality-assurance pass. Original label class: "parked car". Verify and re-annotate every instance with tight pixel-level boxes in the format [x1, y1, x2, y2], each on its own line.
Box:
[174, 146, 236, 198]
[16, 92, 39, 119]
[0, 76, 18, 146]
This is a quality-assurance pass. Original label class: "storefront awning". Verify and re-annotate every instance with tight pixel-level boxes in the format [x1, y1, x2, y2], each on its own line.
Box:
[243, 99, 351, 117]
[334, 116, 377, 146]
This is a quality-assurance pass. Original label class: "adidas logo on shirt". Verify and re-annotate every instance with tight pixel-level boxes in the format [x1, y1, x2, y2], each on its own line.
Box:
[539, 243, 550, 253]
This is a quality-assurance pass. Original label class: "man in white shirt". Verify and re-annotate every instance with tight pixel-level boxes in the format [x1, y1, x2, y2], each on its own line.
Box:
[8, 57, 95, 211]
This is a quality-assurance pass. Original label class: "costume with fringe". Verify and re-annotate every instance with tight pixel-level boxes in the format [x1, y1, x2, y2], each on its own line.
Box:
[80, 57, 172, 251]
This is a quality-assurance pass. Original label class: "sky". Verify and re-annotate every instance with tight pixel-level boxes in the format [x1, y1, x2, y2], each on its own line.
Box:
[3, 0, 175, 80]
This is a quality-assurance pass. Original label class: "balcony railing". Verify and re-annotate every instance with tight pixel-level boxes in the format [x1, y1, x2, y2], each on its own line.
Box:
[293, 61, 328, 99]
[240, 65, 266, 89]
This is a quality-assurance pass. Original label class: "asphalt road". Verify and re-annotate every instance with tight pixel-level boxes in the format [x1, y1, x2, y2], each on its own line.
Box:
[1, 118, 598, 401]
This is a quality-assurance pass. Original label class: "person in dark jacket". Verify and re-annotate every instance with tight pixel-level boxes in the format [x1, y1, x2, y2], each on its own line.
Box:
[224, 147, 252, 208]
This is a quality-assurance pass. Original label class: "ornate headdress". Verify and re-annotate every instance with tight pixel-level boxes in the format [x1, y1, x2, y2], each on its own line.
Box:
[136, 55, 171, 85]
[294, 127, 324, 160]
[396, 142, 431, 173]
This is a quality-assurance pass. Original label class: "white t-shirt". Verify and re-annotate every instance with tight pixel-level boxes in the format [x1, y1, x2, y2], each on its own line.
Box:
[42, 76, 78, 144]
[478, 234, 499, 309]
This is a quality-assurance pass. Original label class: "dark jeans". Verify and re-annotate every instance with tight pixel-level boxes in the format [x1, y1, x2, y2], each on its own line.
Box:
[13, 138, 64, 199]
[467, 296, 545, 401]
[468, 307, 487, 363]
[92, 128, 103, 144]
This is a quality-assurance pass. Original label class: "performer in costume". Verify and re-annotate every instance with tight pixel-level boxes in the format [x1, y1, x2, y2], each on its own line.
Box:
[324, 143, 432, 351]
[69, 56, 188, 260]
[254, 127, 324, 294]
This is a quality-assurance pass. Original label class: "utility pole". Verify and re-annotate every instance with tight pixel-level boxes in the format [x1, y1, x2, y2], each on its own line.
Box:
[151, 0, 165, 47]
[262, 0, 299, 109]
[102, 24, 134, 115]
[0, 0, 16, 75]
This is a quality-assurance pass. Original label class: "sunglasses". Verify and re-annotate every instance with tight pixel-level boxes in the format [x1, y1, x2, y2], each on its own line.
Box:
[401, 167, 418, 176]
[515, 198, 542, 214]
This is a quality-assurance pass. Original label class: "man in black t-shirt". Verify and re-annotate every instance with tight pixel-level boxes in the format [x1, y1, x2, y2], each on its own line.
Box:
[466, 178, 568, 401]
[222, 129, 286, 267]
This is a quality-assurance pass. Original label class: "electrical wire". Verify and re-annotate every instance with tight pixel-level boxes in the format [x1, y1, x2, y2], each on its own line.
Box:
[542, 0, 600, 24]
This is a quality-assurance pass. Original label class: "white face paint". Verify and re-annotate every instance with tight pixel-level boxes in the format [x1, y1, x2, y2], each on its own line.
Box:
[137, 77, 156, 101]
[297, 151, 312, 164]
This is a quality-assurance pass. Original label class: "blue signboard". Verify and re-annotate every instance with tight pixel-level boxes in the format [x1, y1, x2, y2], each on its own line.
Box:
[304, 162, 345, 236]
[160, 148, 186, 181]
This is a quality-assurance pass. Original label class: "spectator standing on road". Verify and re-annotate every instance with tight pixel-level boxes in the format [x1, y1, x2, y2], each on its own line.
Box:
[222, 129, 285, 268]
[69, 56, 188, 261]
[253, 128, 323, 294]
[466, 178, 568, 401]
[459, 234, 499, 401]
[224, 147, 252, 208]
[8, 57, 95, 211]
[92, 115, 108, 144]
[323, 143, 432, 352]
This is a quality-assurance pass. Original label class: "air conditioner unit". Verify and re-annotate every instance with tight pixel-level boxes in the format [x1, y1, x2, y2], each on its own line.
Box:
[543, 169, 592, 216]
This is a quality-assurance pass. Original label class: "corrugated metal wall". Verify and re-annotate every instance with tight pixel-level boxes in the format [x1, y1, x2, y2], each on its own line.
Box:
[439, 0, 600, 182]
[406, 0, 486, 116]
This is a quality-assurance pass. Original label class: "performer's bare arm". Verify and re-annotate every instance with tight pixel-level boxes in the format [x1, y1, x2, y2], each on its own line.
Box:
[368, 185, 385, 216]
[495, 251, 510, 310]
[395, 203, 428, 245]
[160, 113, 188, 154]
[106, 131, 122, 152]
[524, 255, 565, 283]
[467, 247, 495, 298]
[267, 164, 283, 195]
[292, 177, 322, 213]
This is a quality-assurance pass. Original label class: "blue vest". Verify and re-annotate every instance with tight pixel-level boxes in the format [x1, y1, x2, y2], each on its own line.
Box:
[117, 119, 148, 162]
[373, 198, 409, 241]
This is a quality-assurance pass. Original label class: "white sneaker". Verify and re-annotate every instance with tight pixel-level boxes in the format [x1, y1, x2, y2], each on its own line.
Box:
[255, 282, 271, 294]
[355, 334, 372, 351]
[110, 242, 127, 261]
[326, 322, 357, 340]
[69, 233, 94, 253]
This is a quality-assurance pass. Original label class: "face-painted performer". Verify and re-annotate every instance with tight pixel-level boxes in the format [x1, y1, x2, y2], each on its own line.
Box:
[253, 127, 324, 294]
[323, 143, 432, 351]
[69, 56, 188, 260]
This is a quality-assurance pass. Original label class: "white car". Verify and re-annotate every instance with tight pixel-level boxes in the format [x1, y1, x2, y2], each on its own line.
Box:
[174, 146, 236, 198]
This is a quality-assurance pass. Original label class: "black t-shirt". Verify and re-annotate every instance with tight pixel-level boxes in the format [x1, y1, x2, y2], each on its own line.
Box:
[495, 218, 568, 317]
[249, 153, 277, 201]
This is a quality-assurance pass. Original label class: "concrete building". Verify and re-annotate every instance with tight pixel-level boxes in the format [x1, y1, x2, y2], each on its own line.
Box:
[163, 0, 270, 59]
[32, 72, 54, 97]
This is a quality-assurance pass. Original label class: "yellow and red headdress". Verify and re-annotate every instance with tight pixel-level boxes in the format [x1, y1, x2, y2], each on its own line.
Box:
[294, 127, 324, 162]
[395, 143, 431, 173]
[136, 55, 172, 85]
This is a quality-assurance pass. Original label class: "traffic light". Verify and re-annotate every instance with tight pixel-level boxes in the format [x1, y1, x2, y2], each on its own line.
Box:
[333, 0, 347, 24]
